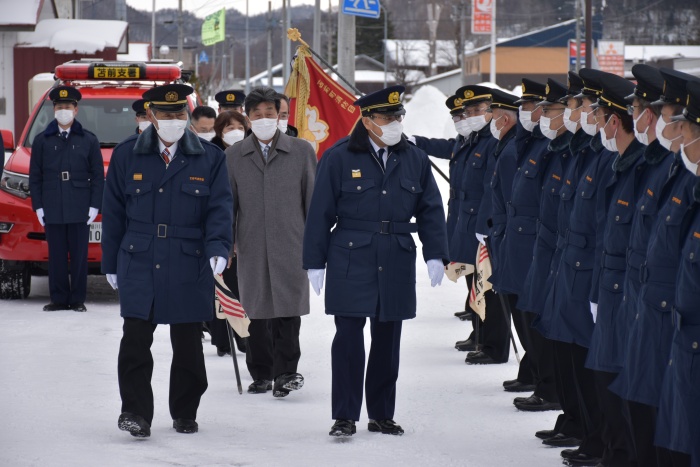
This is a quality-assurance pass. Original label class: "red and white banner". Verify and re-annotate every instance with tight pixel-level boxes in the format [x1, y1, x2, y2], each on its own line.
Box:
[469, 243, 492, 321]
[214, 274, 250, 338]
[597, 40, 625, 77]
[472, 0, 493, 35]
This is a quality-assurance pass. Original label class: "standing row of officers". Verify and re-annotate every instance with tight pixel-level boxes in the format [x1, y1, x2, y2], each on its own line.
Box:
[410, 67, 700, 466]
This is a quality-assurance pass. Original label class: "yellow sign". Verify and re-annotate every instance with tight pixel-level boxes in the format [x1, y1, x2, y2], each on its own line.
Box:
[92, 66, 141, 80]
[202, 8, 226, 46]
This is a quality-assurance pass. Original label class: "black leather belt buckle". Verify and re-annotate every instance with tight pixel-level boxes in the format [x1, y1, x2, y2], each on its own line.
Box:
[379, 221, 391, 234]
[157, 224, 167, 238]
[61, 171, 70, 181]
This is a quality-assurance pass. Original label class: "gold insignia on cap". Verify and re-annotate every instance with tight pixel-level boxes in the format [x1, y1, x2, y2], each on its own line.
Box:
[388, 92, 400, 104]
[165, 91, 179, 102]
[59, 90, 68, 98]
[226, 93, 236, 102]
[545, 84, 550, 95]
[521, 83, 526, 94]
[688, 94, 691, 106]
[144, 102, 150, 109]
[464, 90, 475, 99]
[454, 97, 463, 106]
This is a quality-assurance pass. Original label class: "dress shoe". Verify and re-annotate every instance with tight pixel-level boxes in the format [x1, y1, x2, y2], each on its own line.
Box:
[541, 432, 581, 447]
[454, 310, 471, 318]
[562, 451, 601, 466]
[458, 311, 474, 321]
[43, 302, 70, 311]
[173, 418, 198, 434]
[455, 338, 476, 351]
[504, 381, 536, 392]
[368, 419, 404, 435]
[70, 303, 87, 312]
[273, 372, 304, 397]
[503, 379, 518, 387]
[118, 412, 150, 438]
[216, 347, 231, 357]
[329, 419, 356, 437]
[465, 351, 500, 364]
[514, 395, 562, 412]
[513, 393, 534, 405]
[561, 449, 580, 460]
[247, 379, 272, 394]
[535, 428, 557, 440]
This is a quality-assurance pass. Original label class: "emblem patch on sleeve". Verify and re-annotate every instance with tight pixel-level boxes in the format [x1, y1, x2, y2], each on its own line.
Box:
[351, 169, 362, 179]
[133, 173, 143, 180]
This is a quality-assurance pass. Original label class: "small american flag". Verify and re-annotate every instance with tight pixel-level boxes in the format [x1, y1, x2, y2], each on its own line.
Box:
[214, 274, 250, 338]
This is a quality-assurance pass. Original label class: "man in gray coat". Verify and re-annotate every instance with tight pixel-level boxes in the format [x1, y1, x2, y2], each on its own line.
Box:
[225, 87, 317, 397]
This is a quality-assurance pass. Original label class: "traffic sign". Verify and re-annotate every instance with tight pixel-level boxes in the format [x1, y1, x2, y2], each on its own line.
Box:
[199, 51, 209, 64]
[341, 0, 381, 19]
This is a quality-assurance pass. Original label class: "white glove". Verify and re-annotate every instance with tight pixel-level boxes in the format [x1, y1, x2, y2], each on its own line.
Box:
[476, 233, 487, 246]
[106, 274, 118, 290]
[36, 208, 45, 227]
[307, 269, 325, 296]
[87, 207, 99, 225]
[210, 256, 226, 276]
[427, 259, 444, 287]
[590, 302, 598, 323]
[406, 135, 416, 145]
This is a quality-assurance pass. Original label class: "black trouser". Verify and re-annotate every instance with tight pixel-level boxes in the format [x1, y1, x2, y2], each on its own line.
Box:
[45, 222, 89, 305]
[245, 316, 301, 381]
[624, 399, 671, 467]
[510, 295, 534, 385]
[656, 448, 691, 467]
[550, 340, 583, 438]
[463, 273, 485, 344]
[525, 313, 558, 402]
[594, 370, 634, 466]
[479, 290, 510, 363]
[117, 317, 207, 425]
[331, 315, 402, 421]
[571, 344, 605, 457]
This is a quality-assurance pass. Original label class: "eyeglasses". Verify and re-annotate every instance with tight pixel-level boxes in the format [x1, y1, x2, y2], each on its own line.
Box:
[542, 107, 566, 115]
[451, 113, 467, 122]
[464, 106, 489, 117]
[370, 114, 403, 123]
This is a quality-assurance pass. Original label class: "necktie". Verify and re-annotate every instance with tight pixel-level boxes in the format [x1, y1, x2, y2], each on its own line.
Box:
[60, 131, 68, 140]
[378, 148, 386, 169]
[161, 147, 171, 165]
[263, 145, 270, 162]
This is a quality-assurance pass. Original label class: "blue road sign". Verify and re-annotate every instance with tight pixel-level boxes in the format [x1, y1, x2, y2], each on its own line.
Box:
[199, 51, 209, 64]
[341, 0, 381, 19]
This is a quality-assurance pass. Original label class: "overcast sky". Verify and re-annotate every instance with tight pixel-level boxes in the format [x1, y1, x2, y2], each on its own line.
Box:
[126, 0, 340, 18]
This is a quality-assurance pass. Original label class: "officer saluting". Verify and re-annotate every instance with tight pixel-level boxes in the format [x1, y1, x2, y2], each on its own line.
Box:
[303, 86, 449, 437]
[101, 84, 233, 438]
[214, 90, 246, 114]
[29, 85, 104, 312]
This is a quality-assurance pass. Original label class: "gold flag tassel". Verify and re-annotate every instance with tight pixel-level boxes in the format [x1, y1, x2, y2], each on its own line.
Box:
[285, 28, 312, 142]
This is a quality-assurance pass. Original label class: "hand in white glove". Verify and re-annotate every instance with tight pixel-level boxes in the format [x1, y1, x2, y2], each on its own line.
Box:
[307, 269, 325, 296]
[475, 233, 487, 246]
[87, 207, 99, 225]
[106, 274, 118, 290]
[36, 208, 45, 227]
[590, 302, 598, 323]
[210, 256, 226, 276]
[427, 259, 444, 287]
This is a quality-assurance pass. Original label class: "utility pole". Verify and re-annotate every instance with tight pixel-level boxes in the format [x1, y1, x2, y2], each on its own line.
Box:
[267, 1, 273, 87]
[585, 0, 592, 69]
[313, 0, 321, 62]
[285, 0, 292, 86]
[245, 0, 251, 94]
[327, 0, 333, 65]
[337, 7, 356, 89]
[282, 0, 288, 86]
[151, 0, 156, 59]
[460, 4, 466, 85]
[575, 0, 582, 71]
[177, 0, 183, 62]
[489, 0, 496, 83]
[381, 2, 388, 87]
[426, 4, 441, 77]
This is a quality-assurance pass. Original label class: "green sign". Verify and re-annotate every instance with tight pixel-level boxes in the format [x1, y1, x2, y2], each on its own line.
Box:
[202, 9, 225, 46]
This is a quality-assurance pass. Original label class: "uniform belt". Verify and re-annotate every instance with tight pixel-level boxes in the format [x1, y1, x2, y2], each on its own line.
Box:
[601, 251, 626, 270]
[626, 248, 646, 270]
[639, 263, 677, 285]
[507, 203, 540, 218]
[127, 221, 203, 239]
[337, 218, 418, 235]
[559, 230, 593, 249]
[537, 221, 557, 248]
[59, 171, 88, 181]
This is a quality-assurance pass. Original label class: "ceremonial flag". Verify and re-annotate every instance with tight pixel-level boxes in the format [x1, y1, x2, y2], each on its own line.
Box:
[202, 9, 225, 46]
[285, 35, 360, 158]
[214, 274, 250, 338]
[469, 243, 492, 321]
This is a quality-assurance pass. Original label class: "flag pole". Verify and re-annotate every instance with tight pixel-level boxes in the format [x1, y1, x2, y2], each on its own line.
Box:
[287, 28, 449, 184]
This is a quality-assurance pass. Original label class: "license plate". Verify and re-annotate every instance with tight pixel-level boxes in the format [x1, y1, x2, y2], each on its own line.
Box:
[89, 222, 102, 243]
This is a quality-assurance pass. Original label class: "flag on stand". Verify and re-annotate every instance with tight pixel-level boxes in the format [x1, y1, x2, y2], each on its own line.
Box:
[469, 243, 492, 321]
[285, 35, 360, 158]
[214, 274, 250, 338]
[202, 9, 225, 46]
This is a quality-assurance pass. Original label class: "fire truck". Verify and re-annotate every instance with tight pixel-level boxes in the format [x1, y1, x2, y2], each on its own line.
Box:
[0, 60, 200, 299]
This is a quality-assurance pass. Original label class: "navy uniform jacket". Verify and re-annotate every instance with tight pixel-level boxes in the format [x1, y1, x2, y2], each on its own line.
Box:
[519, 131, 574, 312]
[450, 125, 498, 264]
[494, 125, 554, 295]
[302, 123, 449, 322]
[535, 134, 614, 345]
[414, 132, 471, 250]
[101, 126, 233, 324]
[487, 126, 518, 291]
[655, 177, 700, 461]
[611, 154, 694, 407]
[586, 139, 650, 373]
[29, 119, 104, 224]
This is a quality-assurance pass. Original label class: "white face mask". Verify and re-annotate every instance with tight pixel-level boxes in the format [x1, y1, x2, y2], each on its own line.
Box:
[518, 108, 538, 132]
[599, 117, 618, 152]
[370, 120, 403, 146]
[197, 131, 215, 141]
[680, 137, 700, 175]
[655, 117, 682, 150]
[223, 129, 245, 146]
[138, 121, 151, 132]
[540, 111, 565, 140]
[250, 118, 278, 141]
[454, 119, 471, 138]
[580, 111, 598, 136]
[466, 115, 488, 132]
[55, 109, 74, 127]
[489, 115, 504, 140]
[563, 108, 580, 134]
[155, 118, 188, 143]
[633, 109, 650, 146]
[277, 119, 289, 133]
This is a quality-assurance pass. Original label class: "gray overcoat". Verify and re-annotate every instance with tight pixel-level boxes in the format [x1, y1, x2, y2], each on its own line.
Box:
[225, 130, 317, 319]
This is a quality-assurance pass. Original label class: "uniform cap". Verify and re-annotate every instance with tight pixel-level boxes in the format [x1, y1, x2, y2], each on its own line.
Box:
[445, 95, 464, 113]
[49, 85, 82, 104]
[591, 72, 635, 112]
[142, 84, 193, 112]
[454, 85, 494, 107]
[353, 85, 406, 116]
[489, 89, 520, 110]
[671, 80, 700, 125]
[575, 68, 606, 99]
[215, 90, 246, 108]
[627, 64, 664, 103]
[514, 79, 546, 104]
[132, 99, 148, 115]
[653, 68, 700, 106]
[560, 71, 584, 103]
[537, 79, 568, 106]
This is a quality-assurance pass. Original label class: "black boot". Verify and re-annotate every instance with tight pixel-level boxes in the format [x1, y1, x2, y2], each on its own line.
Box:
[368, 419, 404, 435]
[118, 412, 150, 438]
[329, 419, 356, 437]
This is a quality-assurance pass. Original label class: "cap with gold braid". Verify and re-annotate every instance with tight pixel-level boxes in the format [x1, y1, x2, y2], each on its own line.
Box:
[489, 88, 519, 110]
[445, 95, 465, 114]
[142, 84, 193, 112]
[591, 72, 635, 112]
[353, 85, 406, 116]
[215, 90, 246, 109]
[575, 68, 606, 99]
[49, 85, 82, 104]
[132, 99, 148, 116]
[626, 64, 664, 103]
[559, 71, 584, 103]
[670, 81, 700, 125]
[652, 68, 700, 107]
[454, 85, 493, 108]
[537, 78, 568, 106]
[514, 79, 546, 105]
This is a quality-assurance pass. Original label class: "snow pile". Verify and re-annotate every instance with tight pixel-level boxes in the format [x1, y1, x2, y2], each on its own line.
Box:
[0, 0, 43, 27]
[17, 19, 128, 54]
[403, 85, 454, 140]
[117, 43, 151, 62]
